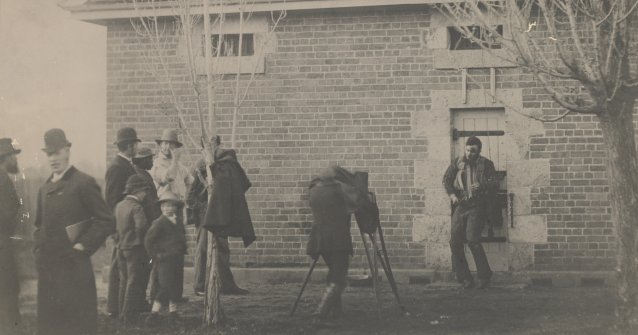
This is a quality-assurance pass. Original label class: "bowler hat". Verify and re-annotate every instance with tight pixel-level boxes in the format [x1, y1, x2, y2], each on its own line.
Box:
[114, 127, 141, 145]
[0, 138, 21, 158]
[155, 129, 183, 148]
[42, 129, 72, 154]
[157, 190, 184, 207]
[134, 147, 155, 159]
[123, 174, 151, 195]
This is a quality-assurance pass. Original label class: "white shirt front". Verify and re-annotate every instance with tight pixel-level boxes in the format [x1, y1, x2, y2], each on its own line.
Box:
[51, 165, 73, 183]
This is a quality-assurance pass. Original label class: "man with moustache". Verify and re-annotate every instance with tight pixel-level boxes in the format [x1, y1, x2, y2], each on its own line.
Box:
[442, 136, 497, 289]
[105, 127, 141, 318]
[0, 138, 22, 335]
[33, 129, 114, 335]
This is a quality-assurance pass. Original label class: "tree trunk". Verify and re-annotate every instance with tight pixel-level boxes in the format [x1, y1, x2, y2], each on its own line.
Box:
[598, 97, 638, 334]
[202, 0, 223, 326]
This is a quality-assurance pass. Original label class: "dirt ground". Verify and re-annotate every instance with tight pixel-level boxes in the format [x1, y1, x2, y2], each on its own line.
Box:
[15, 275, 616, 335]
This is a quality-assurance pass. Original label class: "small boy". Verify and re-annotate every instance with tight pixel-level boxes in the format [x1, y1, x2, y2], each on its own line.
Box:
[144, 191, 187, 326]
[115, 174, 151, 322]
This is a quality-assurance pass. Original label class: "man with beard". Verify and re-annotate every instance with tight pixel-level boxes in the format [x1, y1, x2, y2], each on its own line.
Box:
[442, 136, 497, 289]
[105, 127, 141, 318]
[133, 147, 161, 223]
[0, 138, 22, 335]
[33, 129, 114, 335]
[151, 129, 193, 302]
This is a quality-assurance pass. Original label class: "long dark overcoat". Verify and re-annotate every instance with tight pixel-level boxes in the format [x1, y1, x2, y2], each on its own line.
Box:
[0, 169, 20, 334]
[33, 166, 114, 335]
[202, 149, 256, 247]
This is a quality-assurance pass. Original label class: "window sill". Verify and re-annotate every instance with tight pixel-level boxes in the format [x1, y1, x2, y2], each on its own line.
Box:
[432, 49, 516, 69]
[195, 55, 265, 75]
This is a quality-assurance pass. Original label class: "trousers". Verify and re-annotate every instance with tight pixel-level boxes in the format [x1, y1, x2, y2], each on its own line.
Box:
[193, 225, 239, 292]
[450, 204, 492, 282]
[117, 247, 150, 319]
[321, 252, 350, 286]
[106, 238, 119, 315]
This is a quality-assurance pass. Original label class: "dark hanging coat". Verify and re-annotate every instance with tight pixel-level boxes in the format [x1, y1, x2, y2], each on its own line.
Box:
[202, 149, 255, 247]
[185, 163, 208, 227]
[33, 166, 115, 335]
[0, 169, 21, 334]
[306, 166, 367, 258]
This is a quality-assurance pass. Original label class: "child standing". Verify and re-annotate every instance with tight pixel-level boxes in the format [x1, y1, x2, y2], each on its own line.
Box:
[115, 175, 151, 322]
[144, 191, 187, 326]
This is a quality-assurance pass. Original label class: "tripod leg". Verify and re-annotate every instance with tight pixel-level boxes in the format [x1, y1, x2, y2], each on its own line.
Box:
[360, 231, 381, 319]
[372, 235, 405, 312]
[290, 258, 318, 316]
[370, 234, 381, 319]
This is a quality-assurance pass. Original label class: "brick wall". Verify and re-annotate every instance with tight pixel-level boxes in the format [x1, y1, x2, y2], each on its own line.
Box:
[104, 4, 636, 271]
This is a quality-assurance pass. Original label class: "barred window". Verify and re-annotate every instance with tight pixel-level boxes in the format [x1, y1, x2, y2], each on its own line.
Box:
[204, 33, 255, 57]
[448, 25, 503, 50]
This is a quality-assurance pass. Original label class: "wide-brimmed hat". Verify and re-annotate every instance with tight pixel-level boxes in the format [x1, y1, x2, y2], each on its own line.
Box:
[155, 129, 183, 148]
[42, 129, 72, 154]
[134, 147, 154, 160]
[114, 127, 141, 145]
[157, 190, 184, 207]
[0, 138, 21, 158]
[123, 174, 151, 195]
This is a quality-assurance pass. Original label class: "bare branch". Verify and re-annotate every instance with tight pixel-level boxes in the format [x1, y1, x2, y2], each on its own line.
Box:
[617, 0, 638, 23]
[463, 69, 574, 122]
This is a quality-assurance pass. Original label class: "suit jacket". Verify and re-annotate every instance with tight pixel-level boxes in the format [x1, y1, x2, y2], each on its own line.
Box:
[144, 215, 187, 262]
[442, 155, 497, 204]
[0, 170, 20, 244]
[33, 166, 115, 260]
[202, 149, 255, 247]
[105, 155, 136, 210]
[115, 196, 148, 250]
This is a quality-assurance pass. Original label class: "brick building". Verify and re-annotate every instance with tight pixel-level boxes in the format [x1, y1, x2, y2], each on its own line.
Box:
[64, 0, 627, 276]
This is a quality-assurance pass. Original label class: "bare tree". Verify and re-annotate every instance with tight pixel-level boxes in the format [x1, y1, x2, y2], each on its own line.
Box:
[439, 0, 638, 332]
[130, 0, 285, 326]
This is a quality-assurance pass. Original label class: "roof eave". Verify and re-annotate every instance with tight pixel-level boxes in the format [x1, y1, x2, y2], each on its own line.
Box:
[62, 0, 452, 23]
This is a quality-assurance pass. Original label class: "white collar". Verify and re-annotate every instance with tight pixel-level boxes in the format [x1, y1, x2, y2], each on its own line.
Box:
[126, 194, 141, 202]
[165, 214, 177, 224]
[118, 153, 133, 164]
[52, 165, 73, 183]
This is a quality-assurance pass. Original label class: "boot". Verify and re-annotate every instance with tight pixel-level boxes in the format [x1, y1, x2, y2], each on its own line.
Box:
[330, 285, 345, 319]
[313, 283, 339, 327]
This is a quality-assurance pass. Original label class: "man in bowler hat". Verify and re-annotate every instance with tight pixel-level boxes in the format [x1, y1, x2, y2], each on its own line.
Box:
[0, 138, 22, 334]
[34, 129, 114, 335]
[105, 127, 141, 318]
